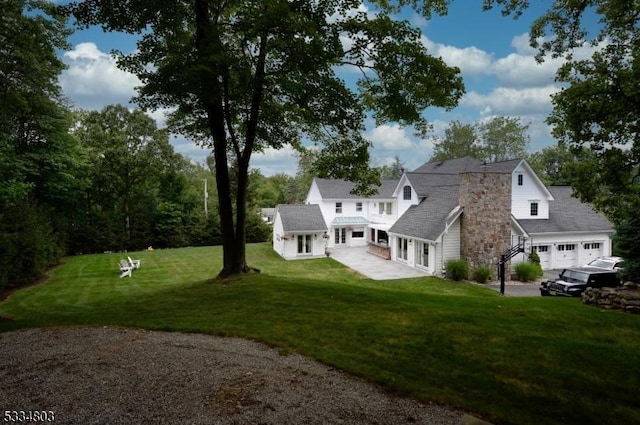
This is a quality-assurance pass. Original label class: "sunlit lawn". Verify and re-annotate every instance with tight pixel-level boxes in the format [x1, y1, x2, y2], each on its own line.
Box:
[1, 243, 639, 425]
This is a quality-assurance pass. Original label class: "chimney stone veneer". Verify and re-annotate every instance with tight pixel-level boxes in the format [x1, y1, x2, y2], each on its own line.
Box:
[458, 171, 512, 271]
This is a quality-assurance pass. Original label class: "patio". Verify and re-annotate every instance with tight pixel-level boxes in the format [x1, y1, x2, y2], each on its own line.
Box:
[327, 246, 430, 280]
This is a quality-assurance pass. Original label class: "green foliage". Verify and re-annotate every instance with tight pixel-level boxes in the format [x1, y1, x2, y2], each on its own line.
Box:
[431, 117, 530, 163]
[515, 262, 543, 282]
[245, 209, 272, 243]
[445, 259, 469, 281]
[0, 1, 77, 285]
[473, 266, 492, 284]
[528, 251, 540, 265]
[0, 201, 62, 288]
[379, 155, 405, 179]
[526, 141, 582, 186]
[613, 202, 640, 283]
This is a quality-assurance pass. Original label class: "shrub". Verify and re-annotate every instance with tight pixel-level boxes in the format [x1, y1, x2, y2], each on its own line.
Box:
[473, 266, 492, 284]
[446, 260, 469, 281]
[515, 261, 543, 282]
[528, 251, 541, 265]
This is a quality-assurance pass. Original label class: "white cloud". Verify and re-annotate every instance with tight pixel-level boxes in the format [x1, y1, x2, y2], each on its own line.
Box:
[421, 35, 494, 76]
[251, 145, 299, 176]
[368, 124, 414, 150]
[59, 42, 140, 109]
[510, 33, 538, 56]
[461, 85, 561, 116]
[491, 52, 559, 88]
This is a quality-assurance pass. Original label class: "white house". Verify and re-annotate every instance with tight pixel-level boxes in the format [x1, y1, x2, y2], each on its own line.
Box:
[272, 204, 328, 259]
[273, 157, 614, 273]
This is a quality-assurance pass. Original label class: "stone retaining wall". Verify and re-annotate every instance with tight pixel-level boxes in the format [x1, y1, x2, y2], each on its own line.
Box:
[581, 283, 640, 313]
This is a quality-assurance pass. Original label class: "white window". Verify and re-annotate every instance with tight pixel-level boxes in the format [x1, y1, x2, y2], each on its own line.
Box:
[379, 203, 384, 214]
[585, 243, 601, 250]
[335, 202, 342, 213]
[385, 202, 392, 215]
[403, 185, 412, 200]
[518, 174, 523, 186]
[356, 202, 362, 212]
[352, 230, 364, 238]
[297, 235, 312, 254]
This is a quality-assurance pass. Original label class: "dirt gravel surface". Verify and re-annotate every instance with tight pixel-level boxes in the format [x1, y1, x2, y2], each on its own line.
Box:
[0, 327, 468, 425]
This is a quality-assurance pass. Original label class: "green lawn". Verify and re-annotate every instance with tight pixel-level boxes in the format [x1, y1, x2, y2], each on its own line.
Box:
[1, 244, 639, 425]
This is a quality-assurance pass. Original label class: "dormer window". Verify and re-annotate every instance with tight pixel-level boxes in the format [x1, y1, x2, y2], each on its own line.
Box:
[530, 202, 539, 216]
[403, 185, 412, 200]
[517, 174, 523, 186]
[335, 202, 342, 213]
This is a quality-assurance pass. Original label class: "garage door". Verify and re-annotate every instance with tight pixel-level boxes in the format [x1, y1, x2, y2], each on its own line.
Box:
[583, 242, 604, 265]
[532, 245, 551, 269]
[555, 243, 577, 268]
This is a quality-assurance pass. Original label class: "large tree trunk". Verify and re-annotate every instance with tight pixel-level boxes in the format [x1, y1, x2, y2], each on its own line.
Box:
[195, 0, 248, 278]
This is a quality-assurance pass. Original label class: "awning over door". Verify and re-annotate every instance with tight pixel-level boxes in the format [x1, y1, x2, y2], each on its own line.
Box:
[331, 216, 368, 226]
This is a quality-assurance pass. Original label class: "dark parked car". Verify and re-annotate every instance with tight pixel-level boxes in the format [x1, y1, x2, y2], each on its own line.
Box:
[540, 267, 622, 297]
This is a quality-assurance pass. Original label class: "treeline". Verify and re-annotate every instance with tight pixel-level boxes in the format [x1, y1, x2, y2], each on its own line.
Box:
[2, 102, 319, 288]
[2, 101, 302, 287]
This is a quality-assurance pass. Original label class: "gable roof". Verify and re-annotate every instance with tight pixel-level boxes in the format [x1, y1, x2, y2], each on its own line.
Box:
[313, 178, 399, 199]
[388, 186, 460, 240]
[517, 186, 613, 234]
[276, 204, 327, 232]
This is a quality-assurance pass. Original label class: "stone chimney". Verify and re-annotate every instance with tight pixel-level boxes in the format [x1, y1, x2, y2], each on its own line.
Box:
[458, 170, 512, 271]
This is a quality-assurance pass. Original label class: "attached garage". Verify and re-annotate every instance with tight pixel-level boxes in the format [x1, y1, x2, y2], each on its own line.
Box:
[518, 187, 614, 270]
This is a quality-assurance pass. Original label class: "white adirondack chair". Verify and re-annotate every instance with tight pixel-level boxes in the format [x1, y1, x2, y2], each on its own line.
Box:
[119, 259, 133, 278]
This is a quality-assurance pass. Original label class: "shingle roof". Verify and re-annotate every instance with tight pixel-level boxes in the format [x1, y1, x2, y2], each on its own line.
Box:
[412, 156, 482, 174]
[276, 204, 327, 232]
[405, 173, 459, 197]
[388, 186, 460, 240]
[313, 178, 399, 199]
[518, 186, 613, 234]
[466, 158, 523, 174]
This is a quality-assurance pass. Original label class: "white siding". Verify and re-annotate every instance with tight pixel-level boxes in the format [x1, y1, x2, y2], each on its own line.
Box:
[305, 180, 322, 204]
[433, 218, 461, 276]
[394, 175, 420, 218]
[367, 199, 397, 225]
[272, 213, 285, 257]
[279, 233, 326, 260]
[511, 163, 551, 220]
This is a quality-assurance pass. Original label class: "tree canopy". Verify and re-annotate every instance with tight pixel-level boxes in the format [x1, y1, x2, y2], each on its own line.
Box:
[64, 0, 465, 277]
[431, 117, 530, 163]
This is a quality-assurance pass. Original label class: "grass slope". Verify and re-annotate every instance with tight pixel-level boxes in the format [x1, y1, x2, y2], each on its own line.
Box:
[1, 244, 639, 425]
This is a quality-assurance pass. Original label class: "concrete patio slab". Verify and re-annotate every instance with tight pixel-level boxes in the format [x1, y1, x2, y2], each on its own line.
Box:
[327, 246, 430, 280]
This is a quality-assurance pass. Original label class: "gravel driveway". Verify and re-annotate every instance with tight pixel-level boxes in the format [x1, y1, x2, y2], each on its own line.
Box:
[0, 327, 470, 425]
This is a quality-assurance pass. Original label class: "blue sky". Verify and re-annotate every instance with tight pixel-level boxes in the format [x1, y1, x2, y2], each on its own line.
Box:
[57, 1, 599, 175]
